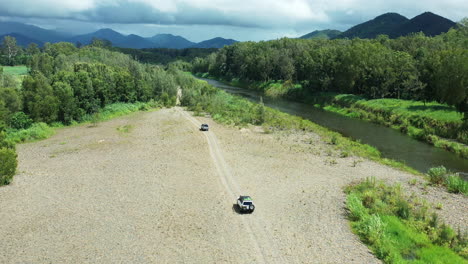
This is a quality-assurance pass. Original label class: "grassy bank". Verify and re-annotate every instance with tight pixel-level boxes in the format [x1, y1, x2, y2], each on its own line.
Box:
[194, 73, 467, 159]
[184, 77, 419, 175]
[320, 95, 467, 159]
[346, 178, 467, 263]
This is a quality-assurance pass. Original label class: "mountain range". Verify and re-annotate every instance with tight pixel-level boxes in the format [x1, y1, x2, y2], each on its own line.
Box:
[322, 12, 456, 39]
[0, 11, 458, 49]
[0, 23, 237, 49]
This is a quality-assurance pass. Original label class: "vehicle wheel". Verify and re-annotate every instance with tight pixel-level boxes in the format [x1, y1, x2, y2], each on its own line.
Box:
[249, 205, 255, 213]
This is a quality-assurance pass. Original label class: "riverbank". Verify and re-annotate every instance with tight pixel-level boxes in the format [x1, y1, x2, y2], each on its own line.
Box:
[317, 94, 468, 159]
[194, 73, 468, 160]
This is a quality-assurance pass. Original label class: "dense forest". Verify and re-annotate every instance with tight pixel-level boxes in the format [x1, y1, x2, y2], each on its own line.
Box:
[114, 47, 217, 66]
[192, 19, 468, 121]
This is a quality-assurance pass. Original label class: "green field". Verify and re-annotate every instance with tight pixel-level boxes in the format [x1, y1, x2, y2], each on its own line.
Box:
[2, 66, 28, 76]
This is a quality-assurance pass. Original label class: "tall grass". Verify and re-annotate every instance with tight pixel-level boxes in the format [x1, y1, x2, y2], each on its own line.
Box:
[427, 166, 468, 195]
[346, 178, 467, 263]
[6, 122, 55, 144]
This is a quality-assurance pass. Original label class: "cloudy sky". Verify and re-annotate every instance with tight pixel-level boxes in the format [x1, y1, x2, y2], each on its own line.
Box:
[0, 0, 466, 42]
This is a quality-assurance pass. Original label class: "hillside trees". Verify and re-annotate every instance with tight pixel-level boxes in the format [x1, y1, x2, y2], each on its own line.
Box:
[18, 44, 181, 125]
[192, 23, 467, 118]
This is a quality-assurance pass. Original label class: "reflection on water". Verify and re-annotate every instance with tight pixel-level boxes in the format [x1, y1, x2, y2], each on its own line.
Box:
[199, 78, 468, 175]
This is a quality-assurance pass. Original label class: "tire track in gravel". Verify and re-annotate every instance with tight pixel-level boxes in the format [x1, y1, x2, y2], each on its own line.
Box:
[178, 108, 286, 263]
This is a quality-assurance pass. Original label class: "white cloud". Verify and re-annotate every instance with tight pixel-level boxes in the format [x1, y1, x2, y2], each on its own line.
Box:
[0, 0, 466, 41]
[0, 0, 466, 28]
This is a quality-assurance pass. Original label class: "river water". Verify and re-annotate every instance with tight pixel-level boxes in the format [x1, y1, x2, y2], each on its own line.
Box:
[200, 78, 468, 175]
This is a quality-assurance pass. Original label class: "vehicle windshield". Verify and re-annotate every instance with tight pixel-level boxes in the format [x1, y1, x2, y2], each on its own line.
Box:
[243, 201, 252, 205]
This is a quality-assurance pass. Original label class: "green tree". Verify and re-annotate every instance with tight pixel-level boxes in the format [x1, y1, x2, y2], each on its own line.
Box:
[1, 36, 19, 65]
[0, 147, 17, 185]
[53, 81, 78, 124]
[26, 43, 40, 56]
[22, 73, 59, 123]
[434, 49, 468, 119]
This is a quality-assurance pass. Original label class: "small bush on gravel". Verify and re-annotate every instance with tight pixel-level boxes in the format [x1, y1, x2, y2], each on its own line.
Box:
[0, 129, 17, 186]
[427, 166, 447, 185]
[426, 166, 468, 195]
[0, 147, 17, 185]
[345, 178, 467, 263]
[446, 175, 468, 194]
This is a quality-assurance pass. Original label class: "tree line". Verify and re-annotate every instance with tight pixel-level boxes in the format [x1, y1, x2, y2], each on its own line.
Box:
[0, 39, 196, 185]
[192, 19, 468, 120]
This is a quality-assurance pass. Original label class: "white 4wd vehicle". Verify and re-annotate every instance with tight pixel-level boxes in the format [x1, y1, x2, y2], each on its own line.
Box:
[200, 124, 209, 131]
[237, 196, 255, 213]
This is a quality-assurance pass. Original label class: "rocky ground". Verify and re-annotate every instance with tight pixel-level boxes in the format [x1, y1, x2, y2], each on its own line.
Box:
[0, 107, 465, 263]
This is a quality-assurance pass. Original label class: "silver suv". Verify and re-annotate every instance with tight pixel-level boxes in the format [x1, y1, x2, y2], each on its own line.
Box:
[200, 124, 209, 131]
[237, 196, 255, 213]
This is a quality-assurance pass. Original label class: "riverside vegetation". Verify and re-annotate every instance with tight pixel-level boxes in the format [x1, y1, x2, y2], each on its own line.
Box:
[191, 19, 468, 158]
[346, 178, 467, 263]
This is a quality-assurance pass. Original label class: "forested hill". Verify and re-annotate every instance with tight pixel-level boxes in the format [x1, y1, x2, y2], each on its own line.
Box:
[147, 34, 195, 49]
[299, 30, 342, 39]
[391, 12, 458, 38]
[338, 13, 409, 39]
[190, 37, 238, 48]
[337, 12, 456, 39]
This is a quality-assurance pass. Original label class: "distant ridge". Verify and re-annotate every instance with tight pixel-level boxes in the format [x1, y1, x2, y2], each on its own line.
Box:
[0, 11, 455, 49]
[68, 29, 155, 49]
[336, 12, 456, 39]
[147, 34, 195, 49]
[300, 29, 342, 39]
[338, 13, 409, 39]
[0, 21, 66, 43]
[0, 33, 44, 47]
[390, 12, 457, 37]
[190, 37, 238, 48]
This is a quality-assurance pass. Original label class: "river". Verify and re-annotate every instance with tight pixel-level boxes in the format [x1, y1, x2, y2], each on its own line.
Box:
[199, 78, 468, 176]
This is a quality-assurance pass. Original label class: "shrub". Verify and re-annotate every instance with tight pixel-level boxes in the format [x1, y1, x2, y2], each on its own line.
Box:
[446, 174, 468, 194]
[6, 122, 55, 143]
[427, 166, 447, 185]
[395, 199, 411, 219]
[357, 214, 386, 244]
[9, 112, 33, 130]
[0, 147, 17, 185]
[347, 193, 367, 221]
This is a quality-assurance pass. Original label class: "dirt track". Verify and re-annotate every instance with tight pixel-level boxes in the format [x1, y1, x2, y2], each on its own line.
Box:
[0, 108, 466, 263]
